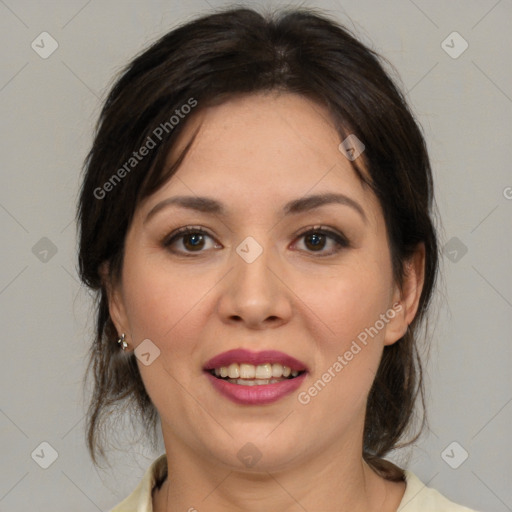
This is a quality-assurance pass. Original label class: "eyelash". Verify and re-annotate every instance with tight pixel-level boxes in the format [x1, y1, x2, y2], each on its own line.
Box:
[162, 225, 350, 257]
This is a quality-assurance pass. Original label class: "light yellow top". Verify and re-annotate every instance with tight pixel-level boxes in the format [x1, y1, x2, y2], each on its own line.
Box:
[109, 454, 479, 512]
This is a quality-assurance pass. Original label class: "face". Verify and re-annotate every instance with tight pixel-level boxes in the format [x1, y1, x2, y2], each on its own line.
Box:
[108, 92, 423, 473]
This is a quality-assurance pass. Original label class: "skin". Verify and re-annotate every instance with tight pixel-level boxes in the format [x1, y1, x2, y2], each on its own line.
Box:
[106, 92, 425, 511]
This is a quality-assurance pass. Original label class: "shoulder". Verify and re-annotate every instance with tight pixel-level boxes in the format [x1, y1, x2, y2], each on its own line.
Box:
[108, 454, 167, 512]
[398, 470, 480, 512]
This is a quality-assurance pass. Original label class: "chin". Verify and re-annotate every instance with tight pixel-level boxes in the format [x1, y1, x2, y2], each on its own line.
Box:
[203, 429, 306, 473]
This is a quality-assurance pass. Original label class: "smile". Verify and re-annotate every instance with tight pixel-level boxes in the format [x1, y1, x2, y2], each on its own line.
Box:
[204, 349, 308, 404]
[211, 362, 301, 383]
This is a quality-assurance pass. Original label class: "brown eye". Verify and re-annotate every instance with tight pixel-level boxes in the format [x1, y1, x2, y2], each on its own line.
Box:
[304, 232, 327, 251]
[163, 227, 220, 255]
[182, 232, 206, 251]
[294, 227, 349, 256]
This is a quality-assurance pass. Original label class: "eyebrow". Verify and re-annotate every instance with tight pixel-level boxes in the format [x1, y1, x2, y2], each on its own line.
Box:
[144, 192, 367, 224]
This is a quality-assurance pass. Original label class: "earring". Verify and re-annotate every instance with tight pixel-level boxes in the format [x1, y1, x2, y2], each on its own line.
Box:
[117, 333, 128, 350]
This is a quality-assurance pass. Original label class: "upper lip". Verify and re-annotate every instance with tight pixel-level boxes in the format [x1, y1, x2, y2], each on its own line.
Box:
[203, 349, 308, 373]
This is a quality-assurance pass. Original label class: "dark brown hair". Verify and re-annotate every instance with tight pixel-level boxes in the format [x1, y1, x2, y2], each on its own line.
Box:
[78, 7, 438, 480]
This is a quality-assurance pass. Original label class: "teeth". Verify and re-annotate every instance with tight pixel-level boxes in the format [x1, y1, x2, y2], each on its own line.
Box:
[228, 363, 240, 379]
[212, 362, 302, 380]
[272, 363, 283, 378]
[255, 363, 272, 379]
[240, 363, 255, 379]
[227, 378, 284, 386]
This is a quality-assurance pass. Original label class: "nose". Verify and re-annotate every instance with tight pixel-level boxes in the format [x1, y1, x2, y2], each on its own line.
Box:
[216, 239, 293, 330]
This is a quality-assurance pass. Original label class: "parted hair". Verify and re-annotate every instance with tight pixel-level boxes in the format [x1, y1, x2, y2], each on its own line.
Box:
[77, 7, 439, 480]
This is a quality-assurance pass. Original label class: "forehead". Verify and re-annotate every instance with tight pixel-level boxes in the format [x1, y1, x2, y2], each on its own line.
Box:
[140, 92, 379, 222]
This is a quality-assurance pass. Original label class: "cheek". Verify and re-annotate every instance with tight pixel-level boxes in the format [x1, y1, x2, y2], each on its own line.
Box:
[295, 274, 391, 428]
[297, 257, 393, 347]
[120, 252, 220, 403]
[121, 251, 211, 342]
[120, 256, 212, 419]
[293, 254, 393, 406]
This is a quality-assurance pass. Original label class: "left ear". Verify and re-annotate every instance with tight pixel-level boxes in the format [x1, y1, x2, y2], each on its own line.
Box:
[384, 243, 426, 346]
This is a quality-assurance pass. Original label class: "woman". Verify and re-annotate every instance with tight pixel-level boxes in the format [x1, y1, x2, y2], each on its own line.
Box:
[77, 7, 478, 511]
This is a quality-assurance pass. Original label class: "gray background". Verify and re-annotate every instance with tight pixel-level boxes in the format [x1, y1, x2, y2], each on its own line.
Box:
[0, 0, 511, 510]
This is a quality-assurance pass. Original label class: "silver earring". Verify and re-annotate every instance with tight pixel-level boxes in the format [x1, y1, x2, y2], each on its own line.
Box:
[117, 333, 128, 350]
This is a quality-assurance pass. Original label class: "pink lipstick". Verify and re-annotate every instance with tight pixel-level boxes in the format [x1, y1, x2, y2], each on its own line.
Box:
[203, 349, 308, 372]
[203, 349, 308, 405]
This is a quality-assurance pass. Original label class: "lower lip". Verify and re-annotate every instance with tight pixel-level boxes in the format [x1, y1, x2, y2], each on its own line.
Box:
[205, 371, 307, 405]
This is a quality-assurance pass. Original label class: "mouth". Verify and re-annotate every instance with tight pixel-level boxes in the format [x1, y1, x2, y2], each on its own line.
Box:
[208, 363, 306, 386]
[203, 349, 308, 405]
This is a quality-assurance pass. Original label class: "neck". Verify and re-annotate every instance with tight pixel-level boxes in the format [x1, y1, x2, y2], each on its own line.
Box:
[153, 435, 404, 512]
